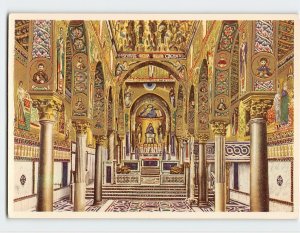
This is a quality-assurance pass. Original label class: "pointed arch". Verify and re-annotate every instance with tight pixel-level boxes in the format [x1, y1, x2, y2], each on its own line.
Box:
[92, 61, 105, 134]
[118, 88, 125, 135]
[211, 20, 239, 119]
[198, 59, 209, 132]
[188, 85, 195, 134]
[65, 32, 72, 101]
[176, 84, 184, 134]
[107, 87, 114, 133]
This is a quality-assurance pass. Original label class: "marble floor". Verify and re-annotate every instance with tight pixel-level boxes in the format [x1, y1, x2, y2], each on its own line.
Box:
[43, 198, 250, 212]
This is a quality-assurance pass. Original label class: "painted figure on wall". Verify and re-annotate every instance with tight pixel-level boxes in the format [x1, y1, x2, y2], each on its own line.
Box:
[169, 87, 175, 107]
[145, 123, 155, 144]
[57, 27, 65, 94]
[139, 104, 162, 118]
[217, 98, 227, 111]
[256, 57, 272, 79]
[76, 56, 86, 70]
[240, 32, 247, 94]
[17, 81, 32, 130]
[32, 63, 49, 84]
[74, 72, 87, 93]
[157, 123, 164, 143]
[115, 62, 128, 77]
[74, 97, 85, 111]
[124, 86, 132, 108]
[280, 81, 289, 125]
[274, 88, 281, 125]
[136, 122, 142, 144]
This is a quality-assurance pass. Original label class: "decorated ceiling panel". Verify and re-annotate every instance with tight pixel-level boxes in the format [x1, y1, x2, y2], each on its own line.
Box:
[108, 20, 199, 59]
[278, 20, 294, 61]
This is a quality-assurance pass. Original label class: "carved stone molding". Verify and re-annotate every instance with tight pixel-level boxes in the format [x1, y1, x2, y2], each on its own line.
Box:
[72, 120, 90, 134]
[210, 120, 228, 136]
[32, 99, 62, 122]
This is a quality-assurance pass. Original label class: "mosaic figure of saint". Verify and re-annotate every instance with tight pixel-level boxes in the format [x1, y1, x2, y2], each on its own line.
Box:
[136, 123, 142, 144]
[140, 105, 158, 118]
[75, 97, 85, 111]
[157, 123, 163, 143]
[280, 81, 289, 125]
[32, 63, 48, 84]
[169, 87, 175, 108]
[145, 123, 155, 144]
[17, 81, 31, 125]
[256, 57, 272, 79]
[273, 89, 281, 125]
[217, 98, 227, 111]
[76, 56, 86, 70]
[124, 86, 132, 107]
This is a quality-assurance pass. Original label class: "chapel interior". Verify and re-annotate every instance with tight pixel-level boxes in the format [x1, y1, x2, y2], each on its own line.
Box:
[13, 19, 294, 212]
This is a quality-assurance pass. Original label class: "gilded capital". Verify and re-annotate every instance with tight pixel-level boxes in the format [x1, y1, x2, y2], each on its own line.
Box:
[210, 120, 228, 136]
[246, 98, 273, 119]
[94, 135, 107, 146]
[32, 99, 62, 122]
[198, 134, 209, 142]
[72, 120, 90, 134]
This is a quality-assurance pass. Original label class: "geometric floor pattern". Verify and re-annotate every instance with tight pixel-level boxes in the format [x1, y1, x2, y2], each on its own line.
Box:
[198, 199, 250, 212]
[52, 198, 107, 212]
[105, 200, 194, 212]
[48, 198, 249, 212]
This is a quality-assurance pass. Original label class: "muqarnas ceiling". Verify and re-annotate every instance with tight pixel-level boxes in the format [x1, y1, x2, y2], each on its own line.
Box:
[108, 20, 199, 59]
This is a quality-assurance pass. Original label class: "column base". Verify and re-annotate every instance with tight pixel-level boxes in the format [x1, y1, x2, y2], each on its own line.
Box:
[93, 200, 102, 206]
[198, 201, 209, 207]
[215, 182, 226, 212]
[74, 182, 86, 212]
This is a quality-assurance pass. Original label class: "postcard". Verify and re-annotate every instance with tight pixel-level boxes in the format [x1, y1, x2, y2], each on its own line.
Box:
[7, 13, 299, 219]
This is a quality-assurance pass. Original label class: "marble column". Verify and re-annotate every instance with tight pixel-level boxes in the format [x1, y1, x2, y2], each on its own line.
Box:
[93, 135, 106, 205]
[33, 99, 61, 212]
[188, 136, 195, 201]
[211, 121, 228, 212]
[226, 162, 231, 204]
[178, 137, 183, 165]
[247, 98, 272, 212]
[198, 134, 209, 206]
[73, 120, 89, 212]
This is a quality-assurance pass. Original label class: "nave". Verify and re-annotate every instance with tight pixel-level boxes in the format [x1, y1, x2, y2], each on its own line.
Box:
[12, 19, 294, 214]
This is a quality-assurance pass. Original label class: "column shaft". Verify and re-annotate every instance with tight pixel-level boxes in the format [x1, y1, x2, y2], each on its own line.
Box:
[198, 142, 208, 205]
[215, 134, 226, 212]
[37, 120, 54, 211]
[74, 132, 87, 211]
[93, 143, 102, 205]
[189, 153, 195, 200]
[250, 118, 269, 211]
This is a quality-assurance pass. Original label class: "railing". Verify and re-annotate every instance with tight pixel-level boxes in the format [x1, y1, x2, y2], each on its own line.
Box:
[161, 174, 185, 185]
[116, 173, 140, 185]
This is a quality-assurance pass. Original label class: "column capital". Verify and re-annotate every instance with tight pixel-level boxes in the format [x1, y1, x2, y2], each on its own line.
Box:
[245, 98, 273, 120]
[94, 135, 107, 145]
[242, 94, 274, 120]
[198, 134, 209, 143]
[32, 98, 62, 122]
[210, 120, 228, 136]
[72, 120, 90, 134]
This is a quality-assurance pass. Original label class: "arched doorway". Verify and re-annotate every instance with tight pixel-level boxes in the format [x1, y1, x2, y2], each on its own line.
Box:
[130, 94, 170, 156]
[128, 93, 174, 185]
